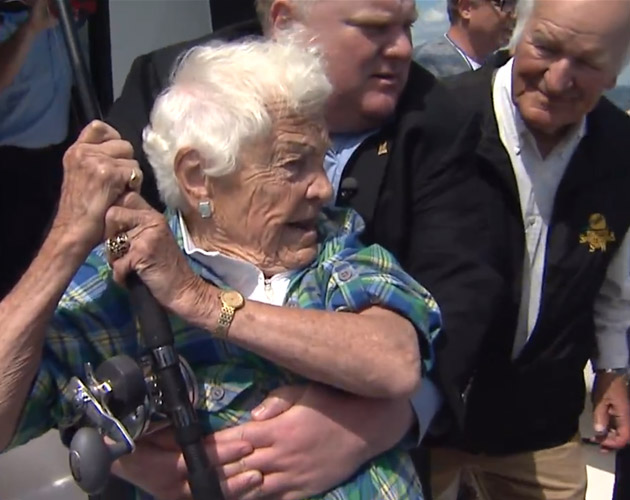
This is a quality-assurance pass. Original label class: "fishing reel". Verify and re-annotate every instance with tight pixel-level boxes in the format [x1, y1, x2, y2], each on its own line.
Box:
[62, 353, 198, 495]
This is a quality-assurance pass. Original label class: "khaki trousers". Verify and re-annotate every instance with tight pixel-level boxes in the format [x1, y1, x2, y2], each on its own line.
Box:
[431, 436, 587, 500]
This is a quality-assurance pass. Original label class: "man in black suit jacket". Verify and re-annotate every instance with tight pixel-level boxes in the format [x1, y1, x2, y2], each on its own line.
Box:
[104, 0, 503, 498]
[427, 0, 630, 498]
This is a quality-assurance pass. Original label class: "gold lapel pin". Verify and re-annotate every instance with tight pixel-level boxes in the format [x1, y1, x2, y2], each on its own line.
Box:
[579, 213, 616, 252]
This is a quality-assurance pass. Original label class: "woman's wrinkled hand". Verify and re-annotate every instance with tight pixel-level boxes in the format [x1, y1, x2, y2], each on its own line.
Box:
[57, 120, 140, 251]
[103, 193, 204, 315]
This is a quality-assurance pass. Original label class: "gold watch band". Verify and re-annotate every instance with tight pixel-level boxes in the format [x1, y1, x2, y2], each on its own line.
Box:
[214, 290, 244, 338]
[215, 303, 234, 338]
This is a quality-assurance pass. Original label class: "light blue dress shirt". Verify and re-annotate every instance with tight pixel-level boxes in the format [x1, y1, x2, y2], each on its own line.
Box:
[0, 11, 73, 148]
[325, 132, 443, 442]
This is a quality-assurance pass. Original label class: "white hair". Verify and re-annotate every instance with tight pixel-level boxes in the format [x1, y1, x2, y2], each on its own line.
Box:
[507, 0, 534, 52]
[509, 0, 630, 71]
[142, 38, 332, 210]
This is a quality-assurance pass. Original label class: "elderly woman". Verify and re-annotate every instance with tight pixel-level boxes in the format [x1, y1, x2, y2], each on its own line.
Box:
[0, 39, 438, 499]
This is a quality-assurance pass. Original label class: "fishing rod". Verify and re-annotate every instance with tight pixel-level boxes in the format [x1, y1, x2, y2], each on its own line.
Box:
[53, 1, 223, 497]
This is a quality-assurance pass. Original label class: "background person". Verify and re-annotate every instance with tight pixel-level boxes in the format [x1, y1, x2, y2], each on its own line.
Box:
[0, 0, 74, 298]
[412, 0, 516, 78]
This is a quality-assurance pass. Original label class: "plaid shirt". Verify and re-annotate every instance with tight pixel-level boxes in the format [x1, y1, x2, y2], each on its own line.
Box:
[9, 207, 440, 500]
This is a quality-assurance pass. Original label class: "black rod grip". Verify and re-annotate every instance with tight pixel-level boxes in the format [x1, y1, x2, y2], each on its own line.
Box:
[127, 275, 224, 499]
[126, 273, 177, 349]
[155, 364, 222, 497]
[185, 444, 224, 499]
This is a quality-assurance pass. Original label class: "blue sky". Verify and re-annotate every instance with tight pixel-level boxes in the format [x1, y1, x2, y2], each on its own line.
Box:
[412, 0, 630, 86]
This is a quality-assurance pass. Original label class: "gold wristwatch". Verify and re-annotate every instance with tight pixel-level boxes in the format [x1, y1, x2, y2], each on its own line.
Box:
[214, 290, 245, 338]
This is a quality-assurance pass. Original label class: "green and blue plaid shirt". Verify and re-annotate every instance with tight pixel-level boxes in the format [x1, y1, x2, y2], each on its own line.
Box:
[9, 207, 440, 500]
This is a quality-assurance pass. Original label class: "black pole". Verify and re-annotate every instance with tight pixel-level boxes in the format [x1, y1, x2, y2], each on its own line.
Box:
[55, 0, 101, 120]
[53, 1, 223, 498]
[87, 0, 113, 114]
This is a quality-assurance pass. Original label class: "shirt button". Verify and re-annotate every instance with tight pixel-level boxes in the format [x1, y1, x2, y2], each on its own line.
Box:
[338, 269, 353, 281]
[210, 386, 225, 401]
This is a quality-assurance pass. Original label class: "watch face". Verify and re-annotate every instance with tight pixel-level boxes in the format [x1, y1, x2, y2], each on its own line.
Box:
[222, 290, 244, 308]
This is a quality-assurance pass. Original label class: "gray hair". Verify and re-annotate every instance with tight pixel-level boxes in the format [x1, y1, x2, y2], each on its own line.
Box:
[508, 0, 630, 71]
[143, 38, 332, 210]
[507, 0, 534, 51]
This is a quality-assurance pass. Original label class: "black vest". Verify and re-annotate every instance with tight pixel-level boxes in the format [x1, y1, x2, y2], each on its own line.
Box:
[454, 67, 630, 454]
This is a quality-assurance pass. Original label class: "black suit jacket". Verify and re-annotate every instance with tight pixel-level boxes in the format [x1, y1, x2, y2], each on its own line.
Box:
[106, 21, 505, 434]
[336, 65, 505, 433]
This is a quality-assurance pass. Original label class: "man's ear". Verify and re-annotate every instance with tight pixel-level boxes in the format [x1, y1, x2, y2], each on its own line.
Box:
[269, 0, 297, 32]
[458, 0, 474, 20]
[174, 149, 210, 205]
[605, 74, 618, 91]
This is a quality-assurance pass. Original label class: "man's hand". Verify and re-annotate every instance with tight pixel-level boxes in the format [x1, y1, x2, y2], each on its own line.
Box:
[592, 371, 630, 450]
[215, 383, 414, 500]
[111, 384, 414, 499]
[111, 428, 262, 500]
[26, 0, 58, 35]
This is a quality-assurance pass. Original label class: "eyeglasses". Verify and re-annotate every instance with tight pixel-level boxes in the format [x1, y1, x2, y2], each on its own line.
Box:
[490, 0, 517, 13]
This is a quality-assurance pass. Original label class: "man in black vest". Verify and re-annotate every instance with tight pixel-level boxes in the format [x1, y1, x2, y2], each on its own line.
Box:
[103, 0, 503, 498]
[427, 0, 630, 498]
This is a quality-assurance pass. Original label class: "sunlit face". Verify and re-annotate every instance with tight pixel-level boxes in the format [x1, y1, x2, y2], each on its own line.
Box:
[512, 0, 628, 141]
[291, 0, 417, 133]
[208, 110, 333, 274]
[468, 0, 516, 50]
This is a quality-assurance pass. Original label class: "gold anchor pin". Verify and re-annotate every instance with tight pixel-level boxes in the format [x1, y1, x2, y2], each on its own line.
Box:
[377, 141, 389, 156]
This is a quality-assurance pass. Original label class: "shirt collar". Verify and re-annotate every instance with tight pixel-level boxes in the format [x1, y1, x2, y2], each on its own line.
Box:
[493, 58, 587, 157]
[443, 33, 480, 70]
[329, 129, 377, 155]
[177, 211, 295, 296]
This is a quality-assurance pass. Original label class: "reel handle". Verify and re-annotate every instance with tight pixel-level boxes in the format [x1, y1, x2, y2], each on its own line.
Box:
[69, 427, 129, 495]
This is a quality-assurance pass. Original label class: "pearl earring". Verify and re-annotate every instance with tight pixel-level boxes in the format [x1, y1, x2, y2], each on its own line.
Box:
[198, 200, 213, 219]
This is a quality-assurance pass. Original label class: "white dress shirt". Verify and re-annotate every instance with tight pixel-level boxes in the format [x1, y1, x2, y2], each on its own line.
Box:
[492, 59, 630, 369]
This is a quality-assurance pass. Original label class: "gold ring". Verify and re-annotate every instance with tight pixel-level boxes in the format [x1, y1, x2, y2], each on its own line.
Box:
[106, 232, 130, 260]
[128, 168, 142, 190]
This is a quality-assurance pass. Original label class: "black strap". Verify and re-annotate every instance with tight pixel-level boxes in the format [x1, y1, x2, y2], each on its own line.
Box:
[337, 133, 392, 228]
